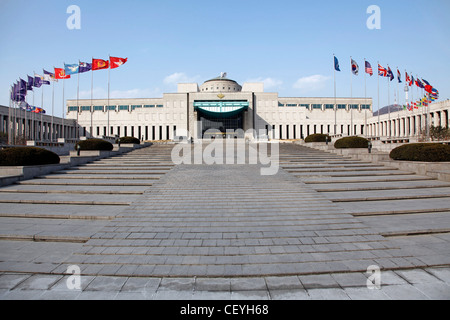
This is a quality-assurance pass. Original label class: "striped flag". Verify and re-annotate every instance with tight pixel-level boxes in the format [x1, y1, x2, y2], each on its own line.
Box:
[365, 61, 373, 76]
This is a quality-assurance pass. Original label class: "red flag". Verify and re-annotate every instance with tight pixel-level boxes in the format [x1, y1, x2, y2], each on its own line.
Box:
[54, 68, 70, 79]
[92, 58, 109, 71]
[110, 56, 128, 69]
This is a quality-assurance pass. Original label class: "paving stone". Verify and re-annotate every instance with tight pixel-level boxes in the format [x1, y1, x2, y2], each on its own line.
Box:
[0, 274, 31, 290]
[298, 274, 340, 289]
[264, 276, 303, 290]
[14, 275, 63, 291]
[269, 289, 309, 300]
[344, 287, 391, 300]
[84, 276, 128, 292]
[231, 278, 267, 291]
[381, 284, 431, 300]
[395, 269, 443, 284]
[331, 273, 369, 288]
[412, 283, 450, 300]
[159, 278, 195, 291]
[121, 277, 161, 293]
[306, 288, 350, 300]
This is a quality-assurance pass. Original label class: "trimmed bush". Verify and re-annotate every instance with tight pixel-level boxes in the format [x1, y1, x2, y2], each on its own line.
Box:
[0, 147, 60, 166]
[305, 134, 331, 143]
[390, 143, 450, 162]
[334, 136, 369, 149]
[117, 136, 140, 144]
[75, 139, 113, 151]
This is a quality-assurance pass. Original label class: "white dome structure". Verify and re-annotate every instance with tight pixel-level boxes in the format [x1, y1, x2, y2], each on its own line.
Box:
[200, 76, 242, 93]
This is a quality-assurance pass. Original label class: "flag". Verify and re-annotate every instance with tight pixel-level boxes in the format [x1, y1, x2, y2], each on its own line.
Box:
[365, 61, 373, 76]
[378, 64, 387, 77]
[387, 67, 394, 81]
[55, 68, 70, 79]
[64, 63, 79, 75]
[334, 56, 340, 72]
[12, 82, 25, 102]
[79, 62, 92, 73]
[351, 59, 359, 75]
[410, 75, 414, 87]
[415, 79, 424, 89]
[27, 76, 34, 91]
[43, 69, 58, 82]
[397, 69, 402, 83]
[110, 56, 128, 69]
[33, 74, 43, 87]
[92, 58, 109, 70]
[405, 72, 411, 85]
[422, 79, 433, 94]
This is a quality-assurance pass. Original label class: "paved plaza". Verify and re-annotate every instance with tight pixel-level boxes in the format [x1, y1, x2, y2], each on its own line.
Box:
[0, 143, 449, 300]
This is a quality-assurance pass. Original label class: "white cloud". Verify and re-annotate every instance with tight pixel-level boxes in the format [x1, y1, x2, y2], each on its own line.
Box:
[163, 72, 200, 85]
[293, 75, 331, 93]
[246, 77, 283, 90]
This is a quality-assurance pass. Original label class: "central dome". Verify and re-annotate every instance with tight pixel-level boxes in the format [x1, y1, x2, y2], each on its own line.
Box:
[200, 76, 242, 93]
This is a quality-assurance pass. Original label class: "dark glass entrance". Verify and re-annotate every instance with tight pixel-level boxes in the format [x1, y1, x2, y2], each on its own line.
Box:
[199, 112, 244, 138]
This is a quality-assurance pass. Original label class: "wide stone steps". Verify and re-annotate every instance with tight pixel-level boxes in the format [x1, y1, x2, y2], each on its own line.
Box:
[282, 144, 450, 261]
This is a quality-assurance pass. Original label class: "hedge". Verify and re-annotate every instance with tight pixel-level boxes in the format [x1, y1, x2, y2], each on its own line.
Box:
[0, 147, 60, 166]
[334, 136, 369, 149]
[305, 134, 331, 143]
[75, 139, 113, 151]
[117, 136, 140, 144]
[390, 143, 450, 162]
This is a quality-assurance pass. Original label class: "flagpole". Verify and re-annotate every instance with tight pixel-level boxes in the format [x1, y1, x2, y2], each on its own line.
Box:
[32, 85, 35, 141]
[387, 66, 391, 138]
[62, 77, 65, 139]
[377, 62, 380, 137]
[364, 59, 367, 137]
[91, 57, 94, 138]
[333, 54, 337, 135]
[41, 83, 44, 141]
[51, 79, 55, 142]
[350, 56, 353, 136]
[108, 55, 111, 138]
[8, 87, 12, 145]
[25, 88, 28, 141]
[77, 62, 80, 139]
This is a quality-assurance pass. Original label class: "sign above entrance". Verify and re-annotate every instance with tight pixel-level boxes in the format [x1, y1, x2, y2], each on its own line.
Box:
[194, 100, 249, 118]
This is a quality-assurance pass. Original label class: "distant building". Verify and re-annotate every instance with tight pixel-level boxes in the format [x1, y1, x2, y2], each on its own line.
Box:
[67, 75, 372, 140]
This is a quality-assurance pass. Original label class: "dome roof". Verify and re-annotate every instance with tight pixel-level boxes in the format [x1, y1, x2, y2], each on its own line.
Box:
[200, 76, 242, 93]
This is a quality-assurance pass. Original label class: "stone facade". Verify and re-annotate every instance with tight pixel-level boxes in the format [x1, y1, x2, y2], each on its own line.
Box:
[66, 76, 373, 140]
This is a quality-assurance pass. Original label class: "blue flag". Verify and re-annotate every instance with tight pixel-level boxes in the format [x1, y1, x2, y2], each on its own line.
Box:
[65, 63, 79, 75]
[334, 56, 341, 72]
[27, 76, 34, 91]
[79, 62, 92, 73]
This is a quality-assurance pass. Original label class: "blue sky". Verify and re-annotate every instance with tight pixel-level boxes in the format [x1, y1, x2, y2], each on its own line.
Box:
[1, 0, 449, 117]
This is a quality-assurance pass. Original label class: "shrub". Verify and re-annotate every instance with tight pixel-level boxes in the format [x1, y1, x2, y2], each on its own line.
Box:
[390, 143, 450, 162]
[334, 136, 369, 149]
[116, 136, 140, 144]
[305, 134, 331, 143]
[0, 147, 60, 166]
[75, 139, 113, 151]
